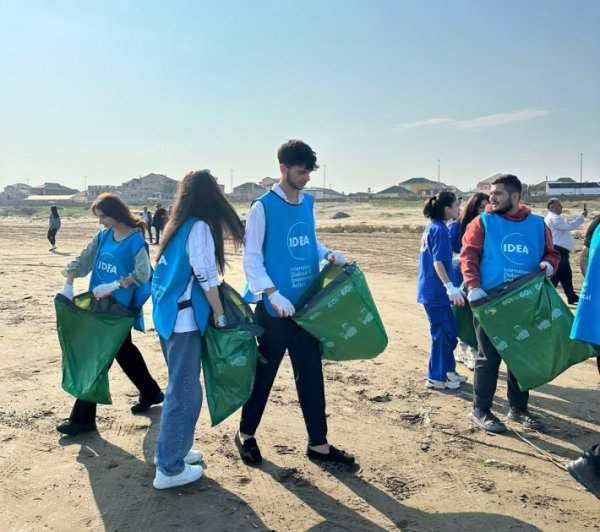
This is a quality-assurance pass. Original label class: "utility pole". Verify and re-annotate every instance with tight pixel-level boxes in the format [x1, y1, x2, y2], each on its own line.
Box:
[580, 153, 583, 183]
[230, 169, 234, 193]
[323, 164, 327, 190]
[437, 159, 441, 183]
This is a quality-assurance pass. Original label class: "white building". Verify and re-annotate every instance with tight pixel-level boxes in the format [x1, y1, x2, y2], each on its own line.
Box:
[546, 180, 600, 195]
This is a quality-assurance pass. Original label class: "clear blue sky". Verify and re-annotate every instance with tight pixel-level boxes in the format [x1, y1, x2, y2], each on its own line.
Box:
[1, 0, 598, 193]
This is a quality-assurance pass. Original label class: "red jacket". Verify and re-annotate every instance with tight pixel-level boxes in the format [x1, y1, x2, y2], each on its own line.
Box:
[461, 204, 560, 290]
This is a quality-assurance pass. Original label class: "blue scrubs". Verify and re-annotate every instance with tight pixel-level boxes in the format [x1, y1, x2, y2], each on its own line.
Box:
[417, 220, 458, 381]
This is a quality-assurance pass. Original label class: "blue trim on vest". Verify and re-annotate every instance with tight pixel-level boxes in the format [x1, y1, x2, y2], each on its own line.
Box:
[151, 218, 210, 339]
[89, 228, 146, 308]
[479, 212, 545, 291]
[244, 191, 320, 318]
[571, 224, 600, 345]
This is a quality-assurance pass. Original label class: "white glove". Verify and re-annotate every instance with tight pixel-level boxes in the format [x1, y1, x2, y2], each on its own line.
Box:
[540, 261, 554, 278]
[327, 250, 348, 265]
[467, 287, 488, 302]
[92, 280, 121, 299]
[268, 290, 295, 318]
[444, 282, 465, 306]
[61, 284, 74, 301]
[214, 314, 227, 328]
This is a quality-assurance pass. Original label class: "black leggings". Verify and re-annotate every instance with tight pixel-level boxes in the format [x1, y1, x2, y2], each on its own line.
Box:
[47, 229, 58, 246]
[69, 332, 161, 422]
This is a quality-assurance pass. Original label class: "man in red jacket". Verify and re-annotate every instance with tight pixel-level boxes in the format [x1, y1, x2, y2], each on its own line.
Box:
[461, 174, 560, 433]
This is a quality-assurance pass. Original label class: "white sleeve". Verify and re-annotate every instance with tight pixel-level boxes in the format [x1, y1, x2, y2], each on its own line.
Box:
[186, 221, 220, 292]
[313, 201, 331, 260]
[242, 201, 275, 294]
[547, 214, 585, 231]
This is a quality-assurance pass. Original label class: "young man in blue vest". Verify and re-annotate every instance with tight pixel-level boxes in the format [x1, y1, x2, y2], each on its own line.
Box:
[237, 139, 355, 466]
[461, 174, 560, 433]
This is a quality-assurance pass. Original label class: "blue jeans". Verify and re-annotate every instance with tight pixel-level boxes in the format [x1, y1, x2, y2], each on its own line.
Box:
[155, 331, 203, 475]
[423, 305, 458, 381]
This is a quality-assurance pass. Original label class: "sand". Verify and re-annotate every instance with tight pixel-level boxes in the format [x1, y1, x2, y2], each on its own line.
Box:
[0, 204, 598, 531]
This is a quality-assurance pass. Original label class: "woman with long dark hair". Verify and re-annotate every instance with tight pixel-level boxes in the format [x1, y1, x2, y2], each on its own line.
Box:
[48, 206, 61, 252]
[151, 170, 244, 490]
[448, 192, 489, 369]
[57, 193, 164, 435]
[417, 190, 467, 390]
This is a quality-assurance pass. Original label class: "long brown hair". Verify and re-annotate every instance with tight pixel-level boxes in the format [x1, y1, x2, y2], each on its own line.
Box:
[91, 193, 146, 236]
[458, 192, 489, 237]
[156, 170, 245, 274]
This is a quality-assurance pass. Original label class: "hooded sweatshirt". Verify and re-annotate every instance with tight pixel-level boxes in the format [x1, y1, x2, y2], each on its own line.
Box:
[461, 204, 560, 290]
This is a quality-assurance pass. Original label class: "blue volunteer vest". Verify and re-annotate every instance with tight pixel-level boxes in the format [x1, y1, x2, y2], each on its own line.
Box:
[89, 228, 147, 308]
[151, 218, 210, 340]
[479, 212, 545, 291]
[244, 191, 320, 317]
[571, 224, 600, 345]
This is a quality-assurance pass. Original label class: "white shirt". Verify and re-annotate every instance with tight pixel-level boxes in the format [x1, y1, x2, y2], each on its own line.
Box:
[544, 212, 585, 252]
[243, 184, 330, 301]
[173, 220, 220, 333]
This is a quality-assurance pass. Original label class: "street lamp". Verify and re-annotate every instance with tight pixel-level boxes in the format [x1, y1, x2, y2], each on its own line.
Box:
[323, 164, 327, 190]
[437, 159, 441, 183]
[580, 153, 583, 183]
[230, 169, 234, 193]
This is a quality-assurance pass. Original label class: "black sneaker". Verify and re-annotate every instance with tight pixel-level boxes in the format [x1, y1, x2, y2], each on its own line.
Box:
[468, 409, 507, 433]
[567, 454, 600, 498]
[307, 445, 355, 466]
[507, 408, 542, 430]
[57, 419, 97, 436]
[568, 295, 580, 305]
[235, 433, 263, 464]
[131, 391, 164, 414]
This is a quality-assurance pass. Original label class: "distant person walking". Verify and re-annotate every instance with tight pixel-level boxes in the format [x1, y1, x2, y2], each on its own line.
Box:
[417, 190, 467, 390]
[448, 192, 489, 370]
[545, 198, 587, 304]
[141, 206, 153, 243]
[152, 203, 167, 245]
[48, 206, 61, 252]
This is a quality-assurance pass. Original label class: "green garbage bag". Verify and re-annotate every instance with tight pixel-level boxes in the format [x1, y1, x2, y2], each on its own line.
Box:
[55, 292, 137, 404]
[202, 282, 263, 426]
[470, 271, 597, 391]
[452, 283, 478, 349]
[293, 262, 388, 361]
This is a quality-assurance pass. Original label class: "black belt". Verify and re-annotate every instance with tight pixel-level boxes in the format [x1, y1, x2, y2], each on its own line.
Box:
[177, 300, 193, 310]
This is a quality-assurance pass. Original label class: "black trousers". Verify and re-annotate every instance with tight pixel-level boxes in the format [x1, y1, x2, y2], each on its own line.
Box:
[70, 332, 161, 422]
[473, 320, 529, 412]
[551, 245, 577, 302]
[47, 228, 57, 246]
[239, 302, 328, 446]
[153, 226, 162, 244]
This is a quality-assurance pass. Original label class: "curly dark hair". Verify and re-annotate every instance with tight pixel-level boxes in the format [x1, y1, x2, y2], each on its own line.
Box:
[277, 140, 319, 171]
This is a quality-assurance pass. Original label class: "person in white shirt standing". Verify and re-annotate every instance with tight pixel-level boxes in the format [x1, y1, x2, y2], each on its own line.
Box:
[236, 139, 355, 467]
[545, 198, 588, 304]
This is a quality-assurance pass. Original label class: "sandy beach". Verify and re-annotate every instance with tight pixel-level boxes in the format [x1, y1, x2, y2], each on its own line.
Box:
[0, 203, 598, 531]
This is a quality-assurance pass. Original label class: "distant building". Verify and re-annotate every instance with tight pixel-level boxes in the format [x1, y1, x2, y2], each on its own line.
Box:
[546, 180, 600, 196]
[399, 177, 445, 194]
[1, 183, 32, 200]
[259, 176, 278, 190]
[374, 185, 415, 199]
[477, 174, 503, 194]
[304, 187, 345, 202]
[30, 182, 79, 196]
[87, 185, 120, 199]
[118, 173, 179, 203]
[230, 182, 266, 202]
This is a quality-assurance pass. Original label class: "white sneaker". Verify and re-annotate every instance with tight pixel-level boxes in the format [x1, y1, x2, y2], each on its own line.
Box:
[447, 371, 468, 383]
[455, 343, 468, 364]
[153, 463, 204, 490]
[154, 449, 204, 466]
[425, 378, 461, 390]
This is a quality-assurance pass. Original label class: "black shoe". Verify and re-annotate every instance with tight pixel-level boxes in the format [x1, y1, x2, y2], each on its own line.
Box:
[235, 433, 263, 464]
[568, 295, 580, 305]
[57, 419, 97, 436]
[507, 408, 542, 430]
[567, 455, 600, 498]
[307, 445, 355, 466]
[468, 409, 507, 433]
[131, 391, 164, 414]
